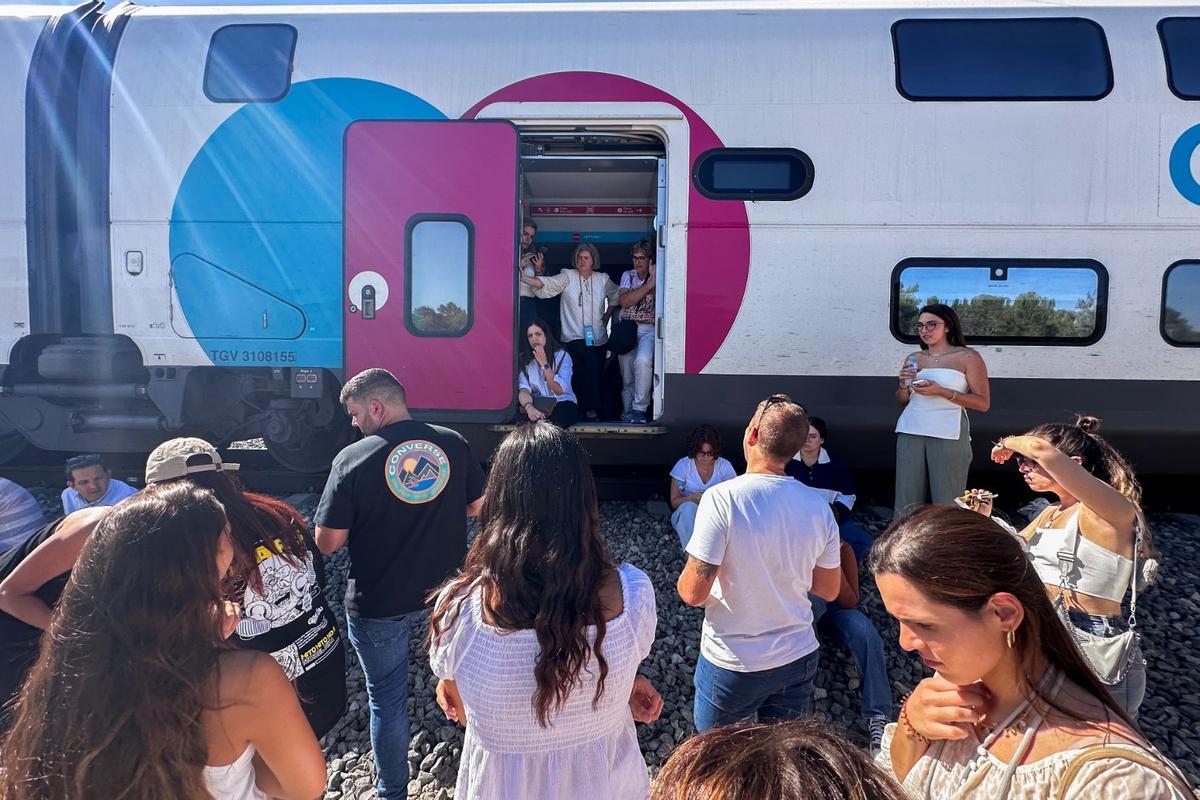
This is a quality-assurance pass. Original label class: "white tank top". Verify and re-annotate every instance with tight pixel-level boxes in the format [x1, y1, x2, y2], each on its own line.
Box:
[203, 745, 269, 800]
[1027, 506, 1134, 604]
[895, 368, 969, 440]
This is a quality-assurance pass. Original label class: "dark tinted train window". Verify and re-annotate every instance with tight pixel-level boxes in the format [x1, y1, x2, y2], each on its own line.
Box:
[204, 24, 297, 103]
[892, 259, 1107, 345]
[892, 19, 1113, 100]
[1162, 262, 1200, 346]
[1159, 18, 1200, 100]
[693, 148, 815, 200]
[406, 216, 474, 337]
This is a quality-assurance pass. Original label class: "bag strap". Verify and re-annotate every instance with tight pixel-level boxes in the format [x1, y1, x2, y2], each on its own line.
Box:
[1055, 745, 1192, 800]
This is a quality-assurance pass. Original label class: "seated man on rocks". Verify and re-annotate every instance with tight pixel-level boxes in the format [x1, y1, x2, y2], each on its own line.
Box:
[785, 416, 874, 563]
[60, 454, 136, 515]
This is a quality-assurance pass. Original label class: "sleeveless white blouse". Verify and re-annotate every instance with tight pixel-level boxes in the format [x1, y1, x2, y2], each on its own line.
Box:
[896, 367, 970, 441]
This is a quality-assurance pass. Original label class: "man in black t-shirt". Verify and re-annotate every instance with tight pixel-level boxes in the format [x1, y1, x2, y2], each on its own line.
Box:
[315, 369, 483, 800]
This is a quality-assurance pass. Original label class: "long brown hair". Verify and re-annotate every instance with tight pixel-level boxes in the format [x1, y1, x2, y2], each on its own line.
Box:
[428, 424, 614, 726]
[869, 506, 1139, 732]
[650, 718, 907, 800]
[161, 465, 310, 595]
[917, 303, 966, 348]
[0, 483, 229, 800]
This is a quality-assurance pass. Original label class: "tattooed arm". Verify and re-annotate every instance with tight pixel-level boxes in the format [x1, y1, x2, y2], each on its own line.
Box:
[676, 555, 721, 607]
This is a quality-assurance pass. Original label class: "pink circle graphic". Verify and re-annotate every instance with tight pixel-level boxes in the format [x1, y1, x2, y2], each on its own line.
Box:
[463, 72, 751, 375]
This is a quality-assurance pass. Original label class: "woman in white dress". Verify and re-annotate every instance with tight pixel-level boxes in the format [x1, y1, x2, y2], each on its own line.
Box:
[871, 506, 1190, 800]
[428, 423, 663, 800]
[894, 304, 991, 514]
[0, 483, 326, 800]
[668, 425, 737, 547]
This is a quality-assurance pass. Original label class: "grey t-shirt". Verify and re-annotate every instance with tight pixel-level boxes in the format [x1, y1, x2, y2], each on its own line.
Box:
[686, 473, 840, 673]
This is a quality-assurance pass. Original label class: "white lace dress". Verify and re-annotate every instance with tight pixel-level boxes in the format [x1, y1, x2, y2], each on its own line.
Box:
[429, 563, 657, 800]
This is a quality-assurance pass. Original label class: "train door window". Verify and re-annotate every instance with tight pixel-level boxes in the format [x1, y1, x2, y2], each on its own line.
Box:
[891, 259, 1107, 345]
[892, 19, 1113, 100]
[693, 148, 815, 200]
[204, 24, 297, 103]
[1162, 262, 1200, 346]
[405, 216, 473, 337]
[1159, 18, 1200, 100]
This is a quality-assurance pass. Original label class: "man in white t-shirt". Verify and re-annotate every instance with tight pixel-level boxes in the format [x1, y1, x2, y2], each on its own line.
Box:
[677, 394, 842, 731]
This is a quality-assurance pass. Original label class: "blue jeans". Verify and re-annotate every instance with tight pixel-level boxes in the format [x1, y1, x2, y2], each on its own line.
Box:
[693, 649, 820, 732]
[839, 520, 875, 564]
[346, 611, 418, 799]
[811, 596, 891, 720]
[672, 502, 699, 548]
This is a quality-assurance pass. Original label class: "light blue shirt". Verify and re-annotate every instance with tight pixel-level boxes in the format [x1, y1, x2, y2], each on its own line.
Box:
[61, 478, 137, 514]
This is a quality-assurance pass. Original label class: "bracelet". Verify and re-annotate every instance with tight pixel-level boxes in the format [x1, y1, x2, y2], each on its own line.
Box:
[899, 693, 930, 744]
[522, 402, 532, 411]
[948, 389, 959, 402]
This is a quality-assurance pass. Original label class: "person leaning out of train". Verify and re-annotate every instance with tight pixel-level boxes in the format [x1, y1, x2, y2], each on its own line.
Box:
[991, 415, 1153, 719]
[517, 319, 580, 428]
[517, 218, 546, 336]
[668, 424, 737, 548]
[893, 303, 990, 515]
[872, 506, 1192, 799]
[785, 415, 874, 564]
[521, 243, 619, 421]
[615, 239, 656, 425]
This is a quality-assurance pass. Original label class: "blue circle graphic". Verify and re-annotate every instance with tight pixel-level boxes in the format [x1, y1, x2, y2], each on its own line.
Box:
[1169, 123, 1200, 207]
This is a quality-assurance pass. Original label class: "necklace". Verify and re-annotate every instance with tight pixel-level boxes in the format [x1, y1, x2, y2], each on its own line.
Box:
[1046, 500, 1080, 527]
[927, 346, 958, 364]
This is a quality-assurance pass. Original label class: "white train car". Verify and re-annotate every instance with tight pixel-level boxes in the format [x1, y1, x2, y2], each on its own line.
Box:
[0, 0, 1198, 471]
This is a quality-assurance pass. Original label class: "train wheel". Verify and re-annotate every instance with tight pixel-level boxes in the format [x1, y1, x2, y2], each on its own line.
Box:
[0, 421, 27, 464]
[262, 398, 355, 474]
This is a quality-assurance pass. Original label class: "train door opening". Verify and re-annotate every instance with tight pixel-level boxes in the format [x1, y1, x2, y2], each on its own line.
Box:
[518, 129, 667, 427]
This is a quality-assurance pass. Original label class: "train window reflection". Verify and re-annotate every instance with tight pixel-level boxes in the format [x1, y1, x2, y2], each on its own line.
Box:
[204, 24, 297, 103]
[406, 217, 474, 338]
[892, 19, 1113, 101]
[1162, 262, 1200, 346]
[1159, 18, 1200, 100]
[891, 259, 1107, 345]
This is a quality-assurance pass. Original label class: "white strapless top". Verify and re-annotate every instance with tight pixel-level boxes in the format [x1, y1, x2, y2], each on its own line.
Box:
[204, 745, 268, 800]
[895, 368, 969, 441]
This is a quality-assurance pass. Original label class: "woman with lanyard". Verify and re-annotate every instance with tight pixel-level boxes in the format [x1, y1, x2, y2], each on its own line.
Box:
[871, 506, 1190, 799]
[990, 415, 1151, 718]
[521, 243, 620, 421]
[894, 304, 990, 515]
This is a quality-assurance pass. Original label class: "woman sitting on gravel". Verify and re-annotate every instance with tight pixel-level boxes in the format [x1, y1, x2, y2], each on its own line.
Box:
[668, 425, 737, 547]
[872, 506, 1191, 799]
[991, 416, 1152, 718]
[428, 423, 663, 800]
[0, 483, 326, 800]
[650, 717, 906, 800]
[144, 437, 346, 739]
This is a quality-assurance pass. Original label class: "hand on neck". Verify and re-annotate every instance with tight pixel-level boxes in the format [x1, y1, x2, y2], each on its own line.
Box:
[980, 650, 1049, 727]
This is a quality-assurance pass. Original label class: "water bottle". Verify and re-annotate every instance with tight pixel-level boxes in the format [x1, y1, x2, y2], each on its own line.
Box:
[903, 354, 919, 387]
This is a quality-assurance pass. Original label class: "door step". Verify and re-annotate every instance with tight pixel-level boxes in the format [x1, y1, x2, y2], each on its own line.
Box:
[487, 422, 666, 437]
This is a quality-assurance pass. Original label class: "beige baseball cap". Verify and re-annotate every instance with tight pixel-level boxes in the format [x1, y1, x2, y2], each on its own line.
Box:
[145, 437, 240, 484]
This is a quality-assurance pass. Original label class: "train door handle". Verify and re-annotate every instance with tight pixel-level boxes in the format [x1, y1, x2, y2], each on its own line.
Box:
[361, 285, 376, 320]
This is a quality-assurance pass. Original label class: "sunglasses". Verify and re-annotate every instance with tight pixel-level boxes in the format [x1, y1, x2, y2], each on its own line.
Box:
[753, 394, 798, 430]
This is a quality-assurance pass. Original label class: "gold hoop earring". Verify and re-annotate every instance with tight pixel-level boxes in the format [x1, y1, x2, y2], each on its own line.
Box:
[1006, 630, 1015, 649]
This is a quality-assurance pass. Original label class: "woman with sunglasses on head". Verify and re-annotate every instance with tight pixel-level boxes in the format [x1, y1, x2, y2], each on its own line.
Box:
[894, 304, 991, 515]
[872, 506, 1190, 800]
[669, 425, 737, 548]
[517, 319, 579, 428]
[0, 483, 327, 800]
[521, 243, 620, 421]
[992, 415, 1152, 718]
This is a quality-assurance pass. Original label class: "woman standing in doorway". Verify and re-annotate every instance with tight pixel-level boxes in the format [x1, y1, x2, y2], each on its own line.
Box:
[521, 243, 620, 421]
[893, 304, 990, 514]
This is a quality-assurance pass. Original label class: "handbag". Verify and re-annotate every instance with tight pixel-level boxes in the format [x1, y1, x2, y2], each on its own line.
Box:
[608, 318, 637, 355]
[1055, 745, 1193, 799]
[1053, 516, 1144, 685]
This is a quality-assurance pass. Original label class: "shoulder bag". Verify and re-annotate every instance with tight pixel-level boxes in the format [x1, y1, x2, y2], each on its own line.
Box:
[1055, 745, 1194, 799]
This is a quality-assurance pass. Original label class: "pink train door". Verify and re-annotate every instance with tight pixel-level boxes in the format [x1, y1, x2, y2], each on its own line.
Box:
[344, 121, 519, 418]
